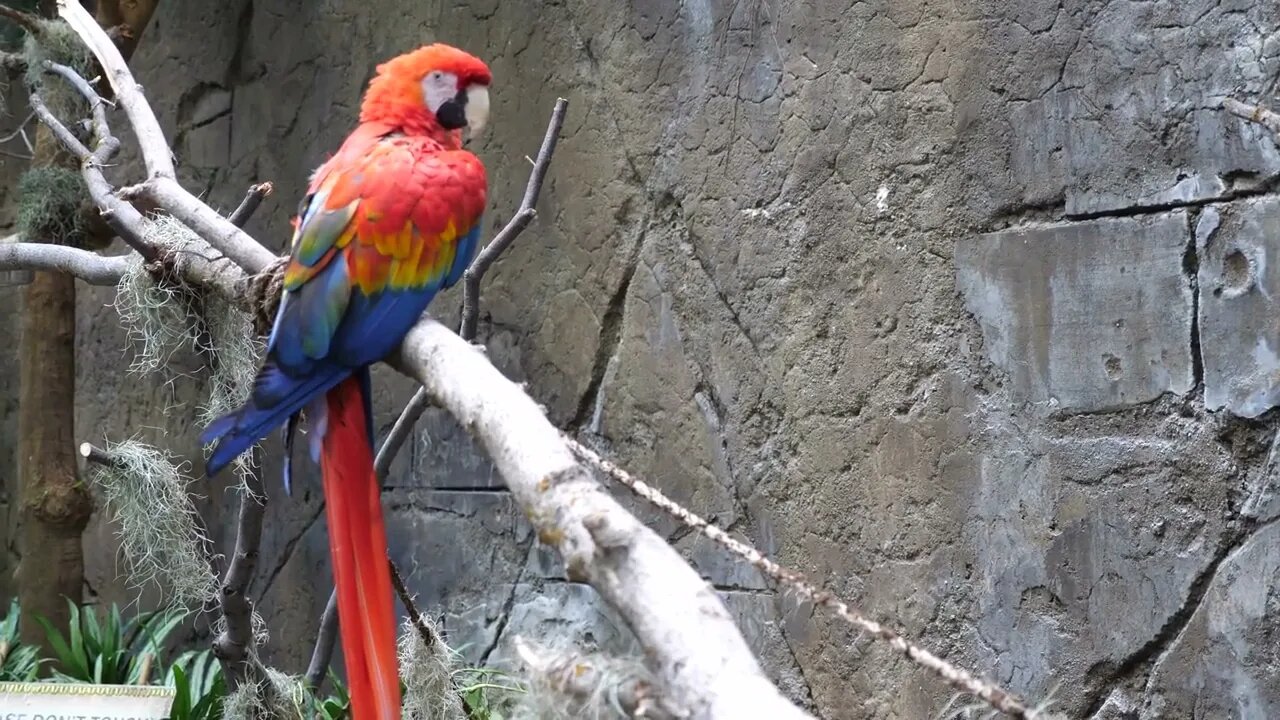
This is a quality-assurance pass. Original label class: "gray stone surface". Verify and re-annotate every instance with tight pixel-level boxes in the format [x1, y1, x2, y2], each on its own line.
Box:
[1198, 198, 1280, 418]
[957, 213, 1195, 412]
[0, 1, 1279, 718]
[1143, 520, 1280, 719]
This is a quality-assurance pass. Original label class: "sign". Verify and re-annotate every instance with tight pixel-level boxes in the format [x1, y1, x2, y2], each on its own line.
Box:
[0, 682, 175, 720]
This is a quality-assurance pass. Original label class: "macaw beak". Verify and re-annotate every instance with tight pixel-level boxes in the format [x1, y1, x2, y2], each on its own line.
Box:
[464, 85, 490, 138]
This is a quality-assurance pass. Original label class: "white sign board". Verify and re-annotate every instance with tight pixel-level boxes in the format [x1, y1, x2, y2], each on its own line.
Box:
[0, 681, 175, 720]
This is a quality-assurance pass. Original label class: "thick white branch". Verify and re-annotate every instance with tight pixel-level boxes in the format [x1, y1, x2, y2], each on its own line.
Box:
[0, 239, 127, 285]
[1222, 97, 1280, 144]
[56, 0, 175, 180]
[392, 322, 813, 720]
[130, 177, 278, 273]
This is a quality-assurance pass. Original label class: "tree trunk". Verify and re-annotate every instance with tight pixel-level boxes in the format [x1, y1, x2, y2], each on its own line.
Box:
[15, 0, 159, 656]
[16, 266, 89, 649]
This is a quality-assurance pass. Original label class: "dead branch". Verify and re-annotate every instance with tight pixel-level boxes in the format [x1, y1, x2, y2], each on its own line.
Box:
[460, 97, 568, 340]
[0, 4, 41, 35]
[1221, 97, 1280, 144]
[78, 441, 119, 468]
[27, 61, 155, 261]
[57, 0, 174, 180]
[0, 240, 126, 285]
[212, 450, 268, 690]
[389, 559, 439, 654]
[303, 591, 339, 689]
[227, 182, 273, 227]
[26, 20, 813, 719]
[390, 322, 810, 719]
[564, 438, 1041, 719]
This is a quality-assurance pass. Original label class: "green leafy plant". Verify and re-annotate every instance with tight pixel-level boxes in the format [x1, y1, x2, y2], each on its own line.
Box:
[314, 670, 351, 720]
[0, 599, 42, 682]
[454, 666, 524, 720]
[165, 650, 225, 720]
[35, 599, 187, 685]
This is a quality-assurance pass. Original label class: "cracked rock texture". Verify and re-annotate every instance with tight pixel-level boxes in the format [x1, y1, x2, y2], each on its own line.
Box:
[2, 1, 1280, 718]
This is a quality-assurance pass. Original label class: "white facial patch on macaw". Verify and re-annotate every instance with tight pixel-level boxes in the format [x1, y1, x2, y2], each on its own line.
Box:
[465, 85, 490, 136]
[421, 70, 459, 114]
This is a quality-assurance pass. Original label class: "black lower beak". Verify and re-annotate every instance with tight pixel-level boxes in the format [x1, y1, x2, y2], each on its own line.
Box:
[436, 89, 468, 130]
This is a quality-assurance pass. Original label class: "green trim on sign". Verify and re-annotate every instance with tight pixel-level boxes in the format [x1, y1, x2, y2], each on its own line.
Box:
[0, 680, 175, 697]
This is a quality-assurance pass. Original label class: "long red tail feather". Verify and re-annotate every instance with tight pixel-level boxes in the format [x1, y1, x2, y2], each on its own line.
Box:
[321, 376, 400, 720]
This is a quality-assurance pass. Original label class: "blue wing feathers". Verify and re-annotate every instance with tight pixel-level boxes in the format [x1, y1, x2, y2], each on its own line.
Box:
[333, 287, 438, 365]
[201, 135, 483, 480]
[444, 222, 481, 288]
[204, 364, 352, 476]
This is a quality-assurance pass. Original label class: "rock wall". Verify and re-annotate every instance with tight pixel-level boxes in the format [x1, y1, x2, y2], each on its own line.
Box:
[2, 1, 1280, 717]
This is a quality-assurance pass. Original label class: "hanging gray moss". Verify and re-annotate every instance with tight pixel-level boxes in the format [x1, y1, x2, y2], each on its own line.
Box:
[16, 165, 88, 245]
[220, 668, 316, 720]
[111, 214, 265, 480]
[508, 642, 652, 720]
[197, 294, 264, 483]
[398, 613, 466, 720]
[22, 18, 94, 119]
[84, 438, 218, 609]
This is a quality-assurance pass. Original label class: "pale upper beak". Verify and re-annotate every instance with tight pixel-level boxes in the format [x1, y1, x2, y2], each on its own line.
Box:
[464, 85, 490, 137]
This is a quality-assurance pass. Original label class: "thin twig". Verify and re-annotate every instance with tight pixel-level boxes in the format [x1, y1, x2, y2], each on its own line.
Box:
[79, 442, 120, 468]
[1221, 97, 1280, 144]
[227, 182, 273, 228]
[389, 559, 436, 651]
[0, 4, 41, 35]
[460, 97, 568, 340]
[564, 437, 1040, 719]
[212, 451, 268, 690]
[303, 590, 339, 689]
[0, 111, 36, 146]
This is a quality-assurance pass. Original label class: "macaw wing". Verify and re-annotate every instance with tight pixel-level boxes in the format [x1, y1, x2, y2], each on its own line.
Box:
[263, 135, 487, 395]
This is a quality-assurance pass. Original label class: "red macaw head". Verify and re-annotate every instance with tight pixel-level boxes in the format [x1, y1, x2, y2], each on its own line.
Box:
[359, 43, 492, 138]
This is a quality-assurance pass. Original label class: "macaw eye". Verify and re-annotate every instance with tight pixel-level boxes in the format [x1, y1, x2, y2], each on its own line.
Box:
[421, 70, 460, 114]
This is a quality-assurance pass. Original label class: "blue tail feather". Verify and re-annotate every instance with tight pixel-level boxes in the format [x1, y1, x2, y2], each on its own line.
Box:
[203, 363, 354, 477]
[281, 412, 301, 496]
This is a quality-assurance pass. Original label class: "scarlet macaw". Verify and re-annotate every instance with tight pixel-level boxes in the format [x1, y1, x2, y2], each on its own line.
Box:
[201, 44, 492, 720]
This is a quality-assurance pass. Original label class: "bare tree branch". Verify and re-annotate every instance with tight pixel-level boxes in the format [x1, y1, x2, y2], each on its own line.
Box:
[227, 182, 273, 227]
[303, 589, 339, 689]
[125, 177, 276, 271]
[212, 452, 268, 691]
[0, 240, 126, 285]
[57, 0, 175, 180]
[388, 559, 439, 653]
[28, 61, 155, 261]
[460, 97, 568, 340]
[389, 322, 811, 720]
[1221, 97, 1280, 144]
[78, 441, 119, 468]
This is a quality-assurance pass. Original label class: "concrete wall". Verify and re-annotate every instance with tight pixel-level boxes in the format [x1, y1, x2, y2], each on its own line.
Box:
[3, 1, 1280, 717]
